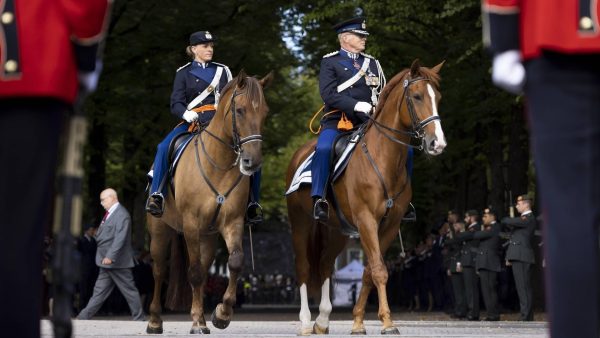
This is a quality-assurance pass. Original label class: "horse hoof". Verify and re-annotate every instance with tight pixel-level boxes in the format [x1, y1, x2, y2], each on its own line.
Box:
[312, 322, 329, 334]
[211, 308, 231, 329]
[146, 324, 163, 334]
[189, 326, 210, 334]
[381, 327, 400, 335]
[350, 328, 367, 335]
[299, 327, 313, 336]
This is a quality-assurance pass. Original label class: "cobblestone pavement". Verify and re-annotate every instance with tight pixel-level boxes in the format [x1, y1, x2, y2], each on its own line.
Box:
[41, 311, 549, 337]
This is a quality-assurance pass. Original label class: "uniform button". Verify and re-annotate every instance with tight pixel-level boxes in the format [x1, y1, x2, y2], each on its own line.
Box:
[5, 60, 17, 73]
[580, 16, 594, 30]
[196, 79, 199, 82]
[1, 12, 13, 25]
[344, 68, 348, 71]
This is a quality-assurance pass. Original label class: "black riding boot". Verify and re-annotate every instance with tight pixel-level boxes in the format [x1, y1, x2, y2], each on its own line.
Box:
[145, 193, 164, 217]
[313, 197, 329, 222]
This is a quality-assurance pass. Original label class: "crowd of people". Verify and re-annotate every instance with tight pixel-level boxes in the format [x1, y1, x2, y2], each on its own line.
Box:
[384, 197, 541, 321]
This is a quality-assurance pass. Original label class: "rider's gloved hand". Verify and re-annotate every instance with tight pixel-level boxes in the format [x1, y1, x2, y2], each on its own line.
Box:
[356, 112, 370, 123]
[492, 50, 525, 94]
[182, 110, 198, 123]
[354, 101, 373, 114]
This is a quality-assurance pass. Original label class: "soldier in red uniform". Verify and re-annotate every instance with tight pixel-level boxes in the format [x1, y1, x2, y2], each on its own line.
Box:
[483, 1, 600, 337]
[0, 0, 111, 336]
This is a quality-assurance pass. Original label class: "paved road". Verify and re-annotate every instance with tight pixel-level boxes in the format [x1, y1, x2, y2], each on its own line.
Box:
[41, 318, 548, 337]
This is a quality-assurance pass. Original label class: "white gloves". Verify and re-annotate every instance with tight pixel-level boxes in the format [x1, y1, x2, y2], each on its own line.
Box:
[182, 110, 198, 123]
[77, 61, 103, 95]
[354, 101, 373, 114]
[492, 50, 525, 94]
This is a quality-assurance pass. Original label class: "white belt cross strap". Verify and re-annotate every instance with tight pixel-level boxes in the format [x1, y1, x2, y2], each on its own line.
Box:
[336, 58, 371, 93]
[186, 66, 224, 110]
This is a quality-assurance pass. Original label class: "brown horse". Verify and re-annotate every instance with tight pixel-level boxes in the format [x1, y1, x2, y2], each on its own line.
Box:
[286, 60, 446, 335]
[146, 70, 272, 334]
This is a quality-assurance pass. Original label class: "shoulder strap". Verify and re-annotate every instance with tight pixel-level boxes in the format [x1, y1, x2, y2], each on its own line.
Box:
[337, 58, 370, 93]
[186, 66, 224, 110]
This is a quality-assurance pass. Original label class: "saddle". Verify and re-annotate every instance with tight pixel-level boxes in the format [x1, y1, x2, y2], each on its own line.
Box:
[286, 126, 367, 237]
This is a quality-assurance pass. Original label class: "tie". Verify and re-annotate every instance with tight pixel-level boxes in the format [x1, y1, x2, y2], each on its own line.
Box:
[353, 59, 361, 70]
[101, 211, 109, 223]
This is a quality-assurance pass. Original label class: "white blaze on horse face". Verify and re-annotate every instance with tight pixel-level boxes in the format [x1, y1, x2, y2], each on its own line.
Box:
[426, 83, 447, 154]
[299, 283, 312, 334]
[252, 100, 259, 109]
[315, 278, 332, 330]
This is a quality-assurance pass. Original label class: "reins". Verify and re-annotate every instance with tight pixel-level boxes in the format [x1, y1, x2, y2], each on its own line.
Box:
[190, 86, 263, 234]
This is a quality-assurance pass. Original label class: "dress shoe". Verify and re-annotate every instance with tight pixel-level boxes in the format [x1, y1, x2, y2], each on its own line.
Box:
[313, 198, 329, 222]
[467, 316, 479, 321]
[145, 193, 164, 217]
[483, 317, 500, 321]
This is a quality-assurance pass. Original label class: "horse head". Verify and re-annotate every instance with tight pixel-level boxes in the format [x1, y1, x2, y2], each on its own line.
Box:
[221, 69, 273, 175]
[375, 59, 446, 156]
[404, 59, 446, 155]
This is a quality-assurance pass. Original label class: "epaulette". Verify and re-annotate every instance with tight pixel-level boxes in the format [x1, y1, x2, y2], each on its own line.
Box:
[322, 51, 339, 58]
[176, 62, 191, 72]
[360, 52, 375, 59]
[212, 61, 228, 68]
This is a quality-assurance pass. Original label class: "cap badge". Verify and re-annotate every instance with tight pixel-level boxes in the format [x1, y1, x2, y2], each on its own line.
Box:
[361, 21, 366, 29]
[205, 31, 212, 39]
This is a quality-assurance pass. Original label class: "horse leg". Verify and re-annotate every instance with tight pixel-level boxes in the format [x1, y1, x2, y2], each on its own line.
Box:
[211, 221, 244, 329]
[356, 220, 398, 335]
[184, 225, 216, 334]
[351, 265, 374, 335]
[146, 218, 175, 334]
[290, 205, 313, 336]
[313, 233, 347, 334]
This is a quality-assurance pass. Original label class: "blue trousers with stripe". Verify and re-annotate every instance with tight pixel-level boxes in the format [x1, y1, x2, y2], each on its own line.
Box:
[150, 123, 190, 195]
[310, 128, 414, 198]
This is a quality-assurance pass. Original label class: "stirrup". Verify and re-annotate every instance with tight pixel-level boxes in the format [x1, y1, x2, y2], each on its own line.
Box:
[246, 202, 263, 225]
[402, 202, 416, 222]
[146, 192, 164, 217]
[313, 198, 329, 222]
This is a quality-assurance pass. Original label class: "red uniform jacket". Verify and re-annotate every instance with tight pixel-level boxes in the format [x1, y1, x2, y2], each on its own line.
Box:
[482, 0, 600, 59]
[0, 0, 111, 104]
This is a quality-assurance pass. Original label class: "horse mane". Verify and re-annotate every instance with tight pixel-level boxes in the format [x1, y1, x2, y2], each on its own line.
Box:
[219, 74, 267, 112]
[373, 66, 441, 117]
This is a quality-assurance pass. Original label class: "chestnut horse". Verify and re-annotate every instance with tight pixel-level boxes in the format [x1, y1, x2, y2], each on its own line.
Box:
[286, 60, 446, 335]
[146, 70, 272, 334]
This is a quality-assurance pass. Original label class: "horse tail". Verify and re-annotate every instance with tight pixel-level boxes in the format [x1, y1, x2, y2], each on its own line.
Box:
[165, 233, 192, 311]
[307, 221, 326, 295]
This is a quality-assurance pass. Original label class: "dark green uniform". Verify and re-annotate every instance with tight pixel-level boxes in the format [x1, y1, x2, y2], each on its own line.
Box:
[456, 223, 481, 320]
[502, 211, 536, 321]
[444, 232, 466, 318]
[474, 221, 501, 320]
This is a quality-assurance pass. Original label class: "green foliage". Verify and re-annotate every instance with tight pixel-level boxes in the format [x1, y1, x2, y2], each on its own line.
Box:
[85, 0, 532, 248]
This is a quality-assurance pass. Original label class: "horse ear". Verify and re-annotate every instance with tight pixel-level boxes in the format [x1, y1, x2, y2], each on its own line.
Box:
[236, 69, 248, 88]
[431, 60, 445, 74]
[410, 59, 421, 77]
[259, 71, 274, 89]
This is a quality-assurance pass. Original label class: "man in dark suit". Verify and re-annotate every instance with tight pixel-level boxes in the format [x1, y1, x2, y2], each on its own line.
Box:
[77, 188, 144, 320]
[475, 208, 501, 321]
[502, 195, 536, 321]
[444, 220, 467, 319]
[458, 210, 481, 320]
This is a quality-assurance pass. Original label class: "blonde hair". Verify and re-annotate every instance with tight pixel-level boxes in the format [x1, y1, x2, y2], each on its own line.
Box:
[186, 46, 194, 59]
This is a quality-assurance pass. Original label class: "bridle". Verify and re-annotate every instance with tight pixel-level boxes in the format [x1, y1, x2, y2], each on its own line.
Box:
[196, 87, 264, 170]
[191, 85, 264, 234]
[368, 76, 441, 150]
